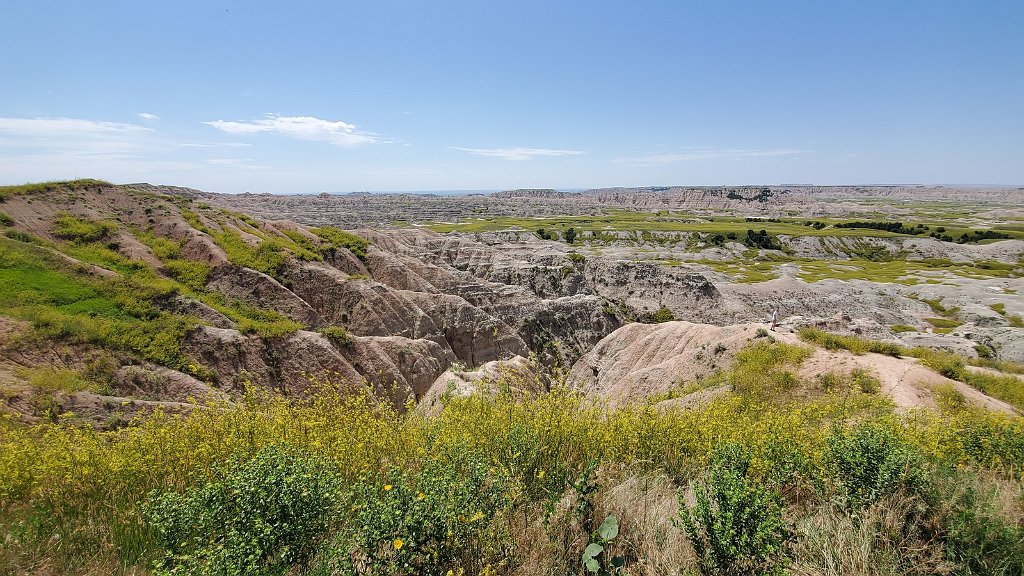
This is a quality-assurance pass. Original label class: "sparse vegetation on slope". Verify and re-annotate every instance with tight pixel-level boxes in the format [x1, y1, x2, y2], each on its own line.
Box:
[312, 226, 370, 263]
[0, 179, 112, 201]
[798, 327, 1024, 413]
[0, 235, 204, 377]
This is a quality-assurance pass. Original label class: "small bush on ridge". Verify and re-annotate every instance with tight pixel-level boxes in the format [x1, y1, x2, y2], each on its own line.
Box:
[676, 443, 791, 576]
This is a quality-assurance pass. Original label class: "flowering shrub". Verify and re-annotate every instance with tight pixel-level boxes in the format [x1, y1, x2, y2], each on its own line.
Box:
[315, 450, 510, 575]
[144, 446, 341, 576]
[825, 424, 925, 507]
[677, 443, 790, 576]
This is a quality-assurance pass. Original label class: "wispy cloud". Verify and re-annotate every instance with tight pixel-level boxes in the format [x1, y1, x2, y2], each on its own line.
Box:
[0, 116, 255, 183]
[179, 142, 252, 149]
[204, 114, 381, 146]
[452, 147, 586, 161]
[613, 148, 804, 167]
[0, 117, 151, 137]
[138, 112, 160, 121]
[206, 158, 259, 169]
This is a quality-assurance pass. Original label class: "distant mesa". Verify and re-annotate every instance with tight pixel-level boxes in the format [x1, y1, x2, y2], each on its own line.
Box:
[492, 188, 580, 199]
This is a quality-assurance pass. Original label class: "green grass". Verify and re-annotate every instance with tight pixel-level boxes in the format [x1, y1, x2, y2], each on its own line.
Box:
[890, 324, 918, 333]
[961, 370, 1024, 412]
[798, 327, 905, 357]
[311, 226, 369, 263]
[425, 209, 1024, 244]
[1, 358, 1022, 575]
[52, 213, 117, 243]
[16, 367, 109, 395]
[0, 179, 111, 201]
[0, 236, 205, 378]
[988, 302, 1024, 327]
[134, 232, 211, 290]
[699, 256, 1019, 285]
[925, 317, 963, 333]
[210, 229, 289, 279]
[232, 302, 303, 338]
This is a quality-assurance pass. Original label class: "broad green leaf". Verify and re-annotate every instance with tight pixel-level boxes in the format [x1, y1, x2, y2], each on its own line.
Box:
[598, 514, 619, 541]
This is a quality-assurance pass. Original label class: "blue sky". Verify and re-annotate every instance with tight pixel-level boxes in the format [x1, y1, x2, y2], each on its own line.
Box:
[2, 1, 1022, 193]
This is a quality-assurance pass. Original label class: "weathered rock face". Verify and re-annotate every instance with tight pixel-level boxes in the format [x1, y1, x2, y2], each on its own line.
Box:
[519, 295, 622, 367]
[183, 327, 455, 408]
[416, 355, 546, 416]
[567, 321, 765, 405]
[584, 260, 721, 316]
[352, 229, 723, 367]
[207, 265, 319, 325]
[399, 291, 529, 365]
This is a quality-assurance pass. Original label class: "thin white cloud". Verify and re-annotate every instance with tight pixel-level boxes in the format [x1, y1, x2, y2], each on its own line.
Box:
[138, 112, 160, 121]
[613, 148, 804, 167]
[206, 158, 259, 169]
[452, 147, 586, 161]
[0, 117, 151, 136]
[204, 114, 381, 146]
[179, 142, 252, 149]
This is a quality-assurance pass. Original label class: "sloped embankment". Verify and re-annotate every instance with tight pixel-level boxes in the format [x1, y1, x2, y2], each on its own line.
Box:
[567, 320, 1020, 414]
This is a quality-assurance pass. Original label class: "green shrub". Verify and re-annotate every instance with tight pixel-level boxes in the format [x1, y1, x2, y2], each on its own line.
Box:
[961, 370, 1024, 413]
[237, 317, 303, 338]
[52, 213, 117, 243]
[163, 260, 210, 290]
[798, 327, 905, 357]
[319, 325, 354, 346]
[730, 341, 812, 398]
[941, 475, 1024, 575]
[145, 446, 341, 576]
[315, 451, 509, 575]
[825, 424, 925, 507]
[278, 228, 325, 261]
[677, 443, 790, 576]
[141, 235, 182, 260]
[4, 229, 38, 243]
[911, 348, 967, 380]
[312, 227, 369, 263]
[0, 210, 13, 226]
[650, 305, 674, 323]
[974, 344, 995, 359]
[212, 231, 289, 279]
[851, 368, 881, 394]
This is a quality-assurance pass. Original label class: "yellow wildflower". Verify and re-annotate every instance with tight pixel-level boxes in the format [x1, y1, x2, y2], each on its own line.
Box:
[417, 491, 426, 500]
[384, 484, 393, 491]
[393, 538, 404, 550]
